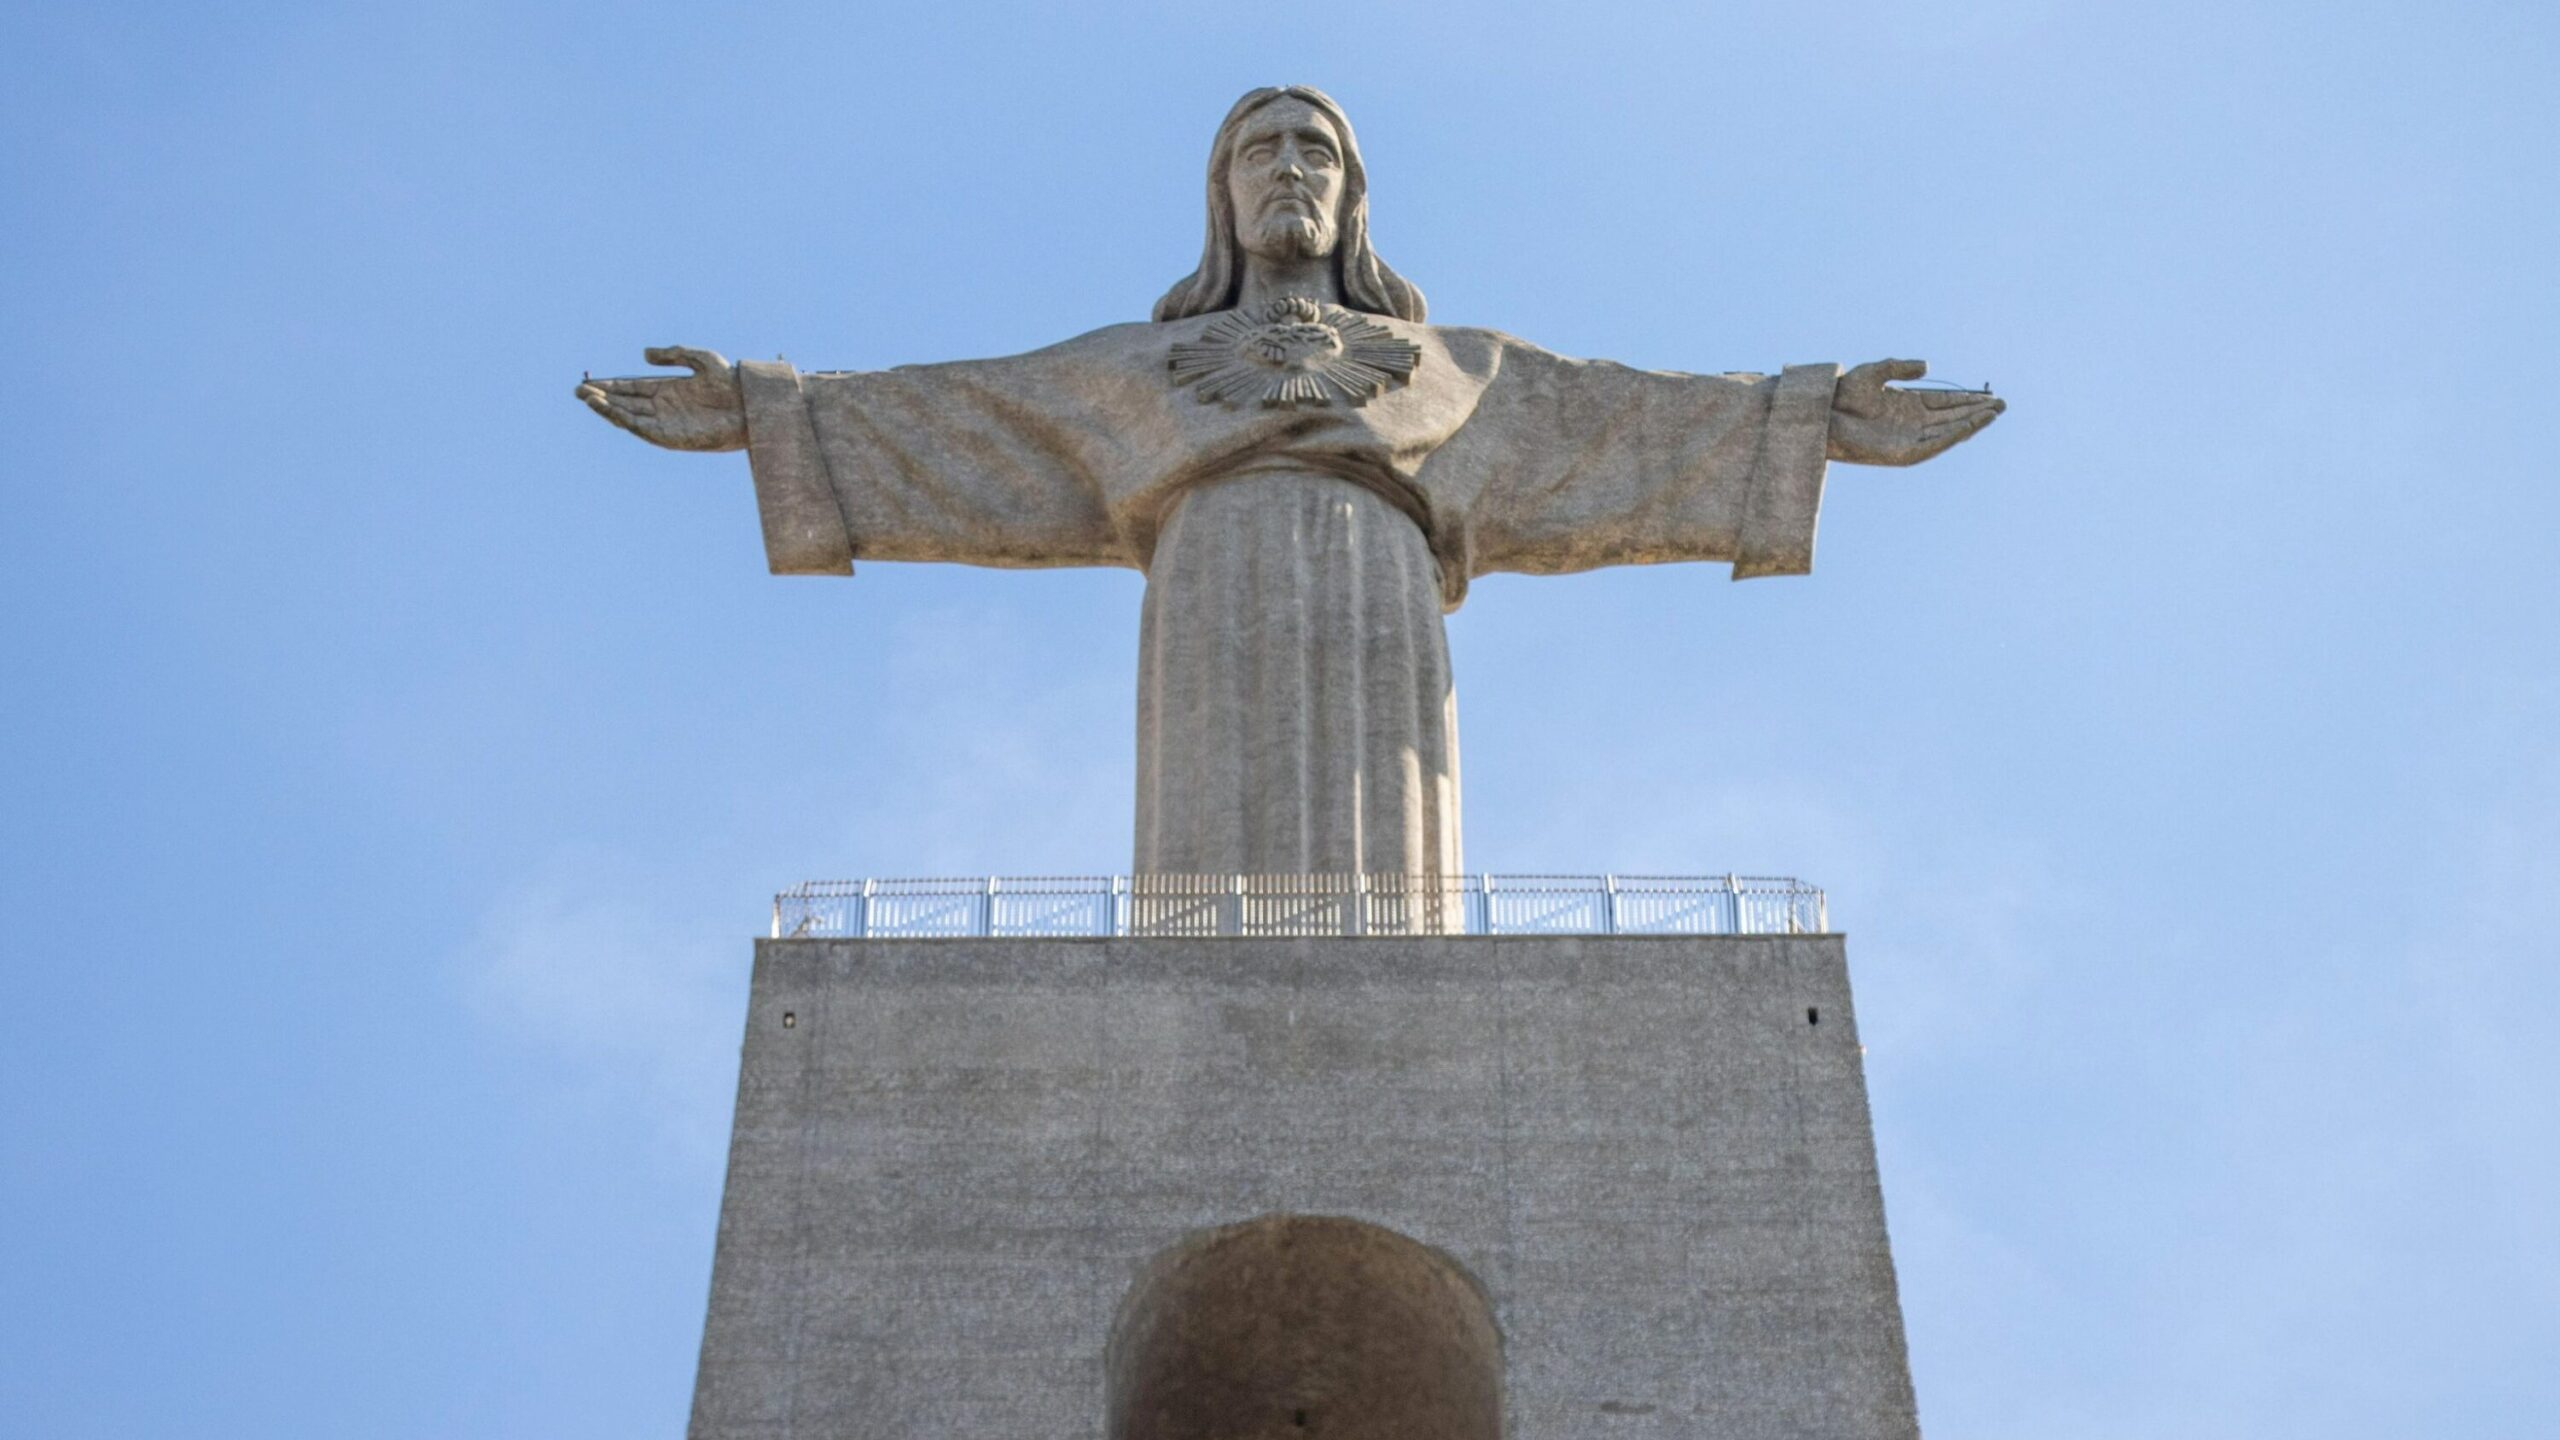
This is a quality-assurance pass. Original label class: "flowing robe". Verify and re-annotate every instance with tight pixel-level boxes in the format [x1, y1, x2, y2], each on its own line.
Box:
[734, 313, 1838, 876]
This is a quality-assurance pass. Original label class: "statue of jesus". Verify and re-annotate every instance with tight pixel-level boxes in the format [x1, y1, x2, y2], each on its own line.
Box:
[578, 86, 2003, 878]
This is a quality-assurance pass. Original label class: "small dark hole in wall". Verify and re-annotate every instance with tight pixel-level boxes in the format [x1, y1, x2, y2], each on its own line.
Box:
[782, 1011, 797, 1029]
[1294, 1410, 1309, 1427]
[1806, 1007, 1820, 1026]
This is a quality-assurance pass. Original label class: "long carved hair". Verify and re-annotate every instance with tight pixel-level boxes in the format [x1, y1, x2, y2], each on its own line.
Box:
[1152, 86, 1427, 324]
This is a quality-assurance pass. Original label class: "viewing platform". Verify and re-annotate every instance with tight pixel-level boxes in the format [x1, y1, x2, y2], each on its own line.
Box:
[772, 872, 1828, 940]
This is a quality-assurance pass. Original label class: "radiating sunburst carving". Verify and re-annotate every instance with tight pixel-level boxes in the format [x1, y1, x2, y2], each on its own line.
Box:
[1169, 296, 1422, 408]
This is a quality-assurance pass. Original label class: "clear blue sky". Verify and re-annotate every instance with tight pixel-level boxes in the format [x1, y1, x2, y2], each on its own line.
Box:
[4, 3, 2553, 1436]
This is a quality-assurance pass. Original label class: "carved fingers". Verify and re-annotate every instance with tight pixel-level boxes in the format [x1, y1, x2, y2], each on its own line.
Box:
[575, 348, 748, 452]
[643, 345, 733, 378]
[1827, 358, 2004, 466]
[1914, 396, 2004, 456]
[576, 376, 659, 432]
[1838, 358, 1927, 415]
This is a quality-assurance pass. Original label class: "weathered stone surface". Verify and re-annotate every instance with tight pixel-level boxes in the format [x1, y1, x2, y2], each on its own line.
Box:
[576, 86, 2002, 878]
[717, 312, 1842, 881]
[687, 934, 1918, 1440]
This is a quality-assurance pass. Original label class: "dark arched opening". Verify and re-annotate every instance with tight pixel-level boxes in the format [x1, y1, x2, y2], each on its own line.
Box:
[1106, 1214, 1503, 1440]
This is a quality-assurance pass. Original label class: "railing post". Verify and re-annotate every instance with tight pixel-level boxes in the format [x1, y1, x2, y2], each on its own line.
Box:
[771, 894, 783, 940]
[1229, 874, 1246, 937]
[983, 875, 999, 937]
[856, 878, 873, 939]
[1602, 874, 1619, 935]
[1351, 872, 1368, 937]
[1726, 873, 1745, 934]
[1109, 874, 1126, 937]
[1480, 873, 1497, 936]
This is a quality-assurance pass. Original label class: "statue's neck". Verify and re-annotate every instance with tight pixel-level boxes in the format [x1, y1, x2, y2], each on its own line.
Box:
[1235, 253, 1342, 312]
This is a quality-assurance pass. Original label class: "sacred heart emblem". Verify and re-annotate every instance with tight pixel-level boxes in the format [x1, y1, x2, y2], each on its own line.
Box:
[1169, 296, 1422, 408]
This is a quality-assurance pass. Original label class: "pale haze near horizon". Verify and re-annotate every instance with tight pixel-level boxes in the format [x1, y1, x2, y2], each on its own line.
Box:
[2, 4, 2554, 1437]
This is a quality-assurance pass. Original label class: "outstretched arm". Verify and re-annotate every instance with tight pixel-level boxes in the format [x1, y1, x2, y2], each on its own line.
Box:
[576, 347, 746, 452]
[1826, 359, 2004, 466]
[1439, 336, 1841, 587]
[1447, 337, 2006, 590]
[576, 340, 1135, 577]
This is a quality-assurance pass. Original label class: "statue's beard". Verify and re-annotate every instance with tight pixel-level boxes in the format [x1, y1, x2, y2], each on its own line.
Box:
[1244, 204, 1338, 262]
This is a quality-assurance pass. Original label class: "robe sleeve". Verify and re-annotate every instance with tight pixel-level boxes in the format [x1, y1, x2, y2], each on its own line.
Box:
[736, 354, 1132, 577]
[1434, 337, 1839, 583]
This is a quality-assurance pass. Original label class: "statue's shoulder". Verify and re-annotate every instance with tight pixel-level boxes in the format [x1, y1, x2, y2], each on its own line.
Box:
[864, 320, 1165, 378]
[1410, 323, 1525, 379]
[1024, 315, 1296, 370]
[1424, 321, 1514, 345]
[1011, 319, 1165, 361]
[1079, 319, 1169, 342]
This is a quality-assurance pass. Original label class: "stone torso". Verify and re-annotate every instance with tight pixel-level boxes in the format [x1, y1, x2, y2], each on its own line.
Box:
[733, 313, 1835, 875]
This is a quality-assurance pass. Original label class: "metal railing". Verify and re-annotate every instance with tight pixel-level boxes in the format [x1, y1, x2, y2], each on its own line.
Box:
[771, 874, 1826, 940]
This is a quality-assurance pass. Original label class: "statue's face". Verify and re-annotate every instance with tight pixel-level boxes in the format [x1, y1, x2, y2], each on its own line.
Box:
[1226, 98, 1346, 263]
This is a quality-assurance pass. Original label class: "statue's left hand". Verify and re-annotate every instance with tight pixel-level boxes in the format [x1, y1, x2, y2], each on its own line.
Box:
[576, 347, 747, 452]
[1826, 359, 2004, 467]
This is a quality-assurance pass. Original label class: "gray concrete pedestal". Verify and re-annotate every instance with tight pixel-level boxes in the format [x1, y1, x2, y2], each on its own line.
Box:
[686, 934, 1916, 1440]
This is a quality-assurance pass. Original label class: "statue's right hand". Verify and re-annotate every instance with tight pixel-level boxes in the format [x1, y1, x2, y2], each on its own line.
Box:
[576, 346, 747, 452]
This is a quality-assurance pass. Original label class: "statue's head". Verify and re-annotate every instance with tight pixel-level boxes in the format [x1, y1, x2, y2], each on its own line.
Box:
[1153, 87, 1427, 324]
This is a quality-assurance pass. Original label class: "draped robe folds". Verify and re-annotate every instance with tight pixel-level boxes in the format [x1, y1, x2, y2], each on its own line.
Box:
[733, 315, 1838, 877]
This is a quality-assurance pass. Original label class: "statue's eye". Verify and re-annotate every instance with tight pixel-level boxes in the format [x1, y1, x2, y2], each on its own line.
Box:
[1307, 147, 1338, 166]
[1243, 142, 1275, 162]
